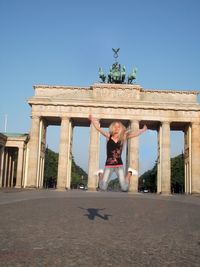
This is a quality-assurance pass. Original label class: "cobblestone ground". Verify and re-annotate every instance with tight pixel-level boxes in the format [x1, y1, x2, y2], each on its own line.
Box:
[0, 189, 200, 267]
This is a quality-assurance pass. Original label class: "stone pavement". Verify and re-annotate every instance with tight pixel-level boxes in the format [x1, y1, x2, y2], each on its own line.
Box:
[0, 189, 200, 267]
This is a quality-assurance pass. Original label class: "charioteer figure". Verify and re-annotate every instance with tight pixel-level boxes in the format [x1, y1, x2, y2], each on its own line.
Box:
[99, 48, 137, 84]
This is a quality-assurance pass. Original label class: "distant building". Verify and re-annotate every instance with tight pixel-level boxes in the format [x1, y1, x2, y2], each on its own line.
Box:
[0, 133, 29, 188]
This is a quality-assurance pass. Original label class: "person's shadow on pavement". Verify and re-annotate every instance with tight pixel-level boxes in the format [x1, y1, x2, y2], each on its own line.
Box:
[79, 207, 112, 221]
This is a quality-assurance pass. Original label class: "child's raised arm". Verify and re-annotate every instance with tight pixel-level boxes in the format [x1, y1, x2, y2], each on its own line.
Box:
[126, 125, 147, 139]
[88, 114, 110, 139]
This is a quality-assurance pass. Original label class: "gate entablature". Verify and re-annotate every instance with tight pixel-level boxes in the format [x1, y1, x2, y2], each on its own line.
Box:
[29, 84, 200, 125]
[31, 83, 199, 107]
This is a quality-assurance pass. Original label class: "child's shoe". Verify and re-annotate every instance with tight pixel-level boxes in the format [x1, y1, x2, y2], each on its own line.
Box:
[94, 169, 104, 176]
[128, 167, 138, 176]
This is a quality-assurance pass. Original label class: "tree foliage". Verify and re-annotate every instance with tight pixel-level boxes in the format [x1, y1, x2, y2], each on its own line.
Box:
[171, 153, 184, 193]
[71, 156, 87, 188]
[43, 149, 184, 193]
[43, 148, 58, 188]
[108, 177, 120, 191]
[139, 154, 184, 193]
[43, 148, 87, 188]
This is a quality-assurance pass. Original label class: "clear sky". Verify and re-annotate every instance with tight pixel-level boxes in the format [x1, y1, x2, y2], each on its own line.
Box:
[0, 0, 200, 174]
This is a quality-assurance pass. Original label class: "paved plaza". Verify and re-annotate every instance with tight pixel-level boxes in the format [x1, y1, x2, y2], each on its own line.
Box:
[0, 189, 200, 267]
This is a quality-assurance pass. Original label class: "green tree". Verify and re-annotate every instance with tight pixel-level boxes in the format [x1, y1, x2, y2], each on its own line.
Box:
[43, 148, 87, 188]
[171, 154, 184, 193]
[71, 156, 87, 188]
[108, 177, 120, 191]
[139, 154, 184, 193]
[139, 164, 157, 193]
[43, 148, 58, 188]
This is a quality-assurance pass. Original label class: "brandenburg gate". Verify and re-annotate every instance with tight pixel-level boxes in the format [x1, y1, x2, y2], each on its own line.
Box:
[1, 49, 199, 194]
[26, 81, 200, 194]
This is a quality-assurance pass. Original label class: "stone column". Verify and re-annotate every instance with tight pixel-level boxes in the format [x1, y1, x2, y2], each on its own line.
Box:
[0, 147, 4, 187]
[22, 145, 27, 187]
[184, 125, 192, 194]
[157, 125, 162, 194]
[23, 145, 29, 188]
[3, 150, 8, 187]
[57, 117, 70, 189]
[127, 120, 139, 192]
[7, 153, 12, 187]
[191, 122, 200, 194]
[26, 116, 40, 188]
[87, 120, 100, 191]
[66, 122, 73, 189]
[39, 122, 47, 188]
[11, 158, 15, 187]
[160, 121, 171, 194]
[15, 146, 24, 188]
[38, 157, 45, 188]
[36, 119, 42, 188]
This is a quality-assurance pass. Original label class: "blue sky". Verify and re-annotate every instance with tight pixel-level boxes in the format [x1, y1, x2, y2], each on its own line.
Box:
[0, 0, 200, 174]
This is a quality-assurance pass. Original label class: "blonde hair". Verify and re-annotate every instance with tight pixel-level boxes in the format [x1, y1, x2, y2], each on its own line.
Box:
[109, 121, 126, 146]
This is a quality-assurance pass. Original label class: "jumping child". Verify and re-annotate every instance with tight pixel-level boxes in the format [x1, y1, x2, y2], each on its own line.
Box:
[88, 114, 147, 192]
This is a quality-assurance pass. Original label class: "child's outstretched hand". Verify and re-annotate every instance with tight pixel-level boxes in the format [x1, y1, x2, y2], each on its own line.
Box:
[88, 114, 93, 121]
[142, 125, 147, 132]
[88, 114, 101, 131]
[88, 114, 98, 125]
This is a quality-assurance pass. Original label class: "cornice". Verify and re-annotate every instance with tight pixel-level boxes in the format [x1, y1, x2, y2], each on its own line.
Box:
[92, 83, 142, 90]
[141, 89, 199, 95]
[33, 84, 199, 95]
[27, 98, 200, 111]
[33, 85, 90, 90]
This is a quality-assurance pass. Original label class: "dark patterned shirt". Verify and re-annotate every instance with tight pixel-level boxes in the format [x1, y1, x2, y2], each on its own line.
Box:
[105, 135, 123, 167]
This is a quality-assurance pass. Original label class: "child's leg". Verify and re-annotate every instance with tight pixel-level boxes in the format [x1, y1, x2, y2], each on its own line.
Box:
[99, 168, 113, 191]
[117, 167, 130, 192]
[94, 169, 103, 188]
[94, 170, 104, 179]
[122, 168, 138, 191]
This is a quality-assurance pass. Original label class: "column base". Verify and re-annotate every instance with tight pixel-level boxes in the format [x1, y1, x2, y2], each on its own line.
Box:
[128, 191, 139, 194]
[15, 185, 22, 189]
[56, 187, 68, 191]
[24, 186, 37, 189]
[160, 191, 172, 195]
[128, 186, 139, 193]
[87, 187, 97, 192]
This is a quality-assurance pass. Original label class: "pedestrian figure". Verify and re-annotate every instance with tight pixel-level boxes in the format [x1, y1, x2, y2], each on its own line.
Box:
[88, 114, 147, 192]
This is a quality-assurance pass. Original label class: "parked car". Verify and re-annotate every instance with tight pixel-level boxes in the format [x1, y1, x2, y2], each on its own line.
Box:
[78, 183, 87, 190]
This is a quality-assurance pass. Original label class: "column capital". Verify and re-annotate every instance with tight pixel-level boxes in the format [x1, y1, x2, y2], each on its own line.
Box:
[31, 115, 40, 120]
[129, 120, 139, 128]
[161, 121, 171, 125]
[191, 121, 200, 126]
[61, 116, 70, 121]
[91, 116, 100, 121]
[17, 145, 24, 150]
[129, 119, 139, 123]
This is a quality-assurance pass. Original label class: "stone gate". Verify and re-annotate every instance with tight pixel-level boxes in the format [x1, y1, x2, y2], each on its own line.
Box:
[25, 83, 200, 194]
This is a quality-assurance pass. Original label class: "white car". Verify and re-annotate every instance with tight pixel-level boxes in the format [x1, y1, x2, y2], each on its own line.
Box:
[78, 184, 87, 190]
